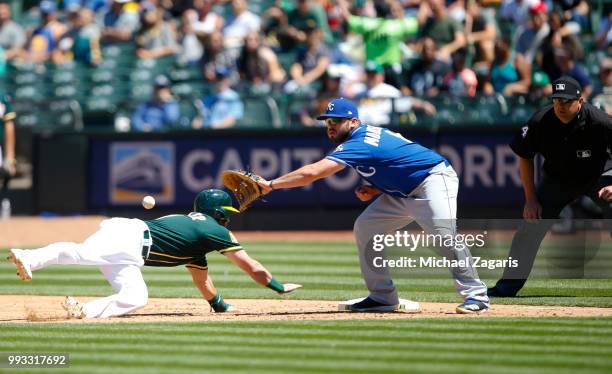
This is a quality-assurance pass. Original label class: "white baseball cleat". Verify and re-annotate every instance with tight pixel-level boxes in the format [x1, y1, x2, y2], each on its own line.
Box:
[62, 296, 86, 319]
[8, 248, 32, 281]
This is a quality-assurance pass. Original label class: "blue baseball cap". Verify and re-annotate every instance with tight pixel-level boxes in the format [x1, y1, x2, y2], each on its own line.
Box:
[40, 0, 57, 14]
[316, 97, 359, 120]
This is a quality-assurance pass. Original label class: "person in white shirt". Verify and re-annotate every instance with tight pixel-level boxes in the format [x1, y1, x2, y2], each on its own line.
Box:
[223, 0, 261, 49]
[353, 61, 436, 126]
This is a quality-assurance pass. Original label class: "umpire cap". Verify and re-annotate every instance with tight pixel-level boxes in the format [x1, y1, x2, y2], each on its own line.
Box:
[551, 76, 582, 100]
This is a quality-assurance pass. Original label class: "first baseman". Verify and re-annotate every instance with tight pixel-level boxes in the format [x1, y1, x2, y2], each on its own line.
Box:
[8, 189, 301, 318]
[255, 97, 489, 314]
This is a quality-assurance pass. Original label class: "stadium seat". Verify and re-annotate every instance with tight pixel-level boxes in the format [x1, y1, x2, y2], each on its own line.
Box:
[237, 96, 282, 128]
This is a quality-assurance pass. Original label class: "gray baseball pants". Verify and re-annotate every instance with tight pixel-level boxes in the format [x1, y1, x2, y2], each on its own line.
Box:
[353, 162, 489, 305]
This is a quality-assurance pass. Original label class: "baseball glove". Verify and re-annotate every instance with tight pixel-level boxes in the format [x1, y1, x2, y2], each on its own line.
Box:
[221, 170, 265, 212]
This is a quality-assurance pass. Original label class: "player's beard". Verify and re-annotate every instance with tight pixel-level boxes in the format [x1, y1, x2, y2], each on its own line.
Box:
[328, 129, 349, 144]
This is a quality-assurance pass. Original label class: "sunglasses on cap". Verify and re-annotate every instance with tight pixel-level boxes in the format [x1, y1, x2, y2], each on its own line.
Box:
[552, 98, 578, 104]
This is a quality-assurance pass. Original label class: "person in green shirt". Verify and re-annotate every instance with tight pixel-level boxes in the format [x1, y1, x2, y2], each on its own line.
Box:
[338, 0, 419, 88]
[8, 189, 301, 319]
[0, 94, 16, 180]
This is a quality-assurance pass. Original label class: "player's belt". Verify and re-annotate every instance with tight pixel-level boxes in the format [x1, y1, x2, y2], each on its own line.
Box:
[141, 229, 152, 260]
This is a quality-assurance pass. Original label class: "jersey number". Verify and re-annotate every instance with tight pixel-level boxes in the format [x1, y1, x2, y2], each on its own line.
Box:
[188, 212, 207, 221]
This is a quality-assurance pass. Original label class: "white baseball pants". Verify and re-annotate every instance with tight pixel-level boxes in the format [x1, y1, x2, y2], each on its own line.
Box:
[354, 162, 489, 305]
[19, 218, 149, 318]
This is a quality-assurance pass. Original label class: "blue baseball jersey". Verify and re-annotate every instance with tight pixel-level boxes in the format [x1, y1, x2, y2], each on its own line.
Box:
[326, 125, 447, 197]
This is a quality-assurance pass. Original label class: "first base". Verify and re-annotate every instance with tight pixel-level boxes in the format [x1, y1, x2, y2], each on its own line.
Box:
[338, 298, 421, 313]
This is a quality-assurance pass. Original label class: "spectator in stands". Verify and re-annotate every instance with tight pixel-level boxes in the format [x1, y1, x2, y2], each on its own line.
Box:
[442, 48, 478, 97]
[499, 0, 539, 28]
[201, 30, 238, 85]
[177, 9, 204, 65]
[223, 0, 261, 50]
[486, 35, 530, 96]
[551, 46, 592, 98]
[184, 0, 224, 36]
[566, 0, 590, 33]
[595, 12, 612, 53]
[353, 61, 436, 127]
[131, 74, 180, 132]
[464, 0, 496, 72]
[593, 57, 612, 115]
[24, 0, 67, 64]
[136, 4, 179, 59]
[417, 0, 466, 62]
[101, 0, 140, 44]
[539, 10, 583, 86]
[514, 2, 550, 65]
[53, 6, 102, 66]
[285, 27, 330, 95]
[65, 0, 107, 13]
[338, 0, 418, 89]
[195, 67, 244, 129]
[237, 31, 286, 92]
[277, 0, 332, 51]
[0, 2, 25, 62]
[0, 94, 16, 179]
[528, 69, 552, 102]
[401, 37, 448, 97]
[298, 65, 343, 127]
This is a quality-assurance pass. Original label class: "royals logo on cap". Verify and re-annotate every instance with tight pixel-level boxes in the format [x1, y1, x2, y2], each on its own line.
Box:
[317, 98, 359, 120]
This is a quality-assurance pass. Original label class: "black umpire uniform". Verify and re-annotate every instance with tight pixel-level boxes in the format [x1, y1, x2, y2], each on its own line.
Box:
[489, 76, 612, 297]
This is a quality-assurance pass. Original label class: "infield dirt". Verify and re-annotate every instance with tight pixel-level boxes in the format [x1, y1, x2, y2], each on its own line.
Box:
[1, 295, 611, 323]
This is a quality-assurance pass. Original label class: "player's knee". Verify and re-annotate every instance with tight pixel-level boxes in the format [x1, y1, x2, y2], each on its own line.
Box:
[56, 243, 81, 263]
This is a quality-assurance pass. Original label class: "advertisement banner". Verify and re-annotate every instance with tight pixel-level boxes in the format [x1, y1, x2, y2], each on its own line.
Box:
[89, 131, 523, 208]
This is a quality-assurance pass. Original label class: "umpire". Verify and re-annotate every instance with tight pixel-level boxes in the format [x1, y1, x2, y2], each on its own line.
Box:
[489, 76, 612, 297]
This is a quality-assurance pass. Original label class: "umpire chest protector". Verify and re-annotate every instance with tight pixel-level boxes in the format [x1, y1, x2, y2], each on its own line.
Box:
[511, 102, 612, 182]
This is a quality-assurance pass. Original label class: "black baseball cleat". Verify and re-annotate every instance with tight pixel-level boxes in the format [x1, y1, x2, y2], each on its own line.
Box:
[456, 300, 489, 314]
[487, 287, 517, 297]
[348, 297, 399, 312]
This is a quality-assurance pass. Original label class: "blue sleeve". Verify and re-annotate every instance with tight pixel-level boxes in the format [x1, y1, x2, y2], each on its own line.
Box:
[326, 140, 371, 166]
[164, 102, 180, 125]
[229, 99, 244, 121]
[131, 104, 146, 132]
[515, 33, 528, 54]
[572, 66, 592, 88]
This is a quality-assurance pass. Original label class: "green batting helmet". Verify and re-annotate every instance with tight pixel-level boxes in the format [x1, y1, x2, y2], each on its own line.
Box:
[193, 189, 239, 226]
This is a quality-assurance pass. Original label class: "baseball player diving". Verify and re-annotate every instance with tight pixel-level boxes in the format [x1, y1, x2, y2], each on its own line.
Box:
[254, 97, 490, 313]
[7, 189, 301, 319]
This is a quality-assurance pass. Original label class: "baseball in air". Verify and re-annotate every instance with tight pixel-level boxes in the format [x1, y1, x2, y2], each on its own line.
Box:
[142, 196, 156, 209]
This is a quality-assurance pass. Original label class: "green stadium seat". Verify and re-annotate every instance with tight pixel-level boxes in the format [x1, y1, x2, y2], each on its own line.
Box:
[169, 66, 202, 82]
[14, 84, 47, 101]
[90, 68, 115, 84]
[176, 100, 199, 129]
[130, 83, 153, 101]
[237, 97, 281, 128]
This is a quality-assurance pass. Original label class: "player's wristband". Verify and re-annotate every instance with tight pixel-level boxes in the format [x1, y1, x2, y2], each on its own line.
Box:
[207, 293, 230, 312]
[266, 277, 284, 292]
[269, 180, 275, 190]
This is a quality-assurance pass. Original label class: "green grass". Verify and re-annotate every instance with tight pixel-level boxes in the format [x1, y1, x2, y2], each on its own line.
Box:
[2, 242, 612, 373]
[1, 319, 612, 373]
[2, 242, 612, 307]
